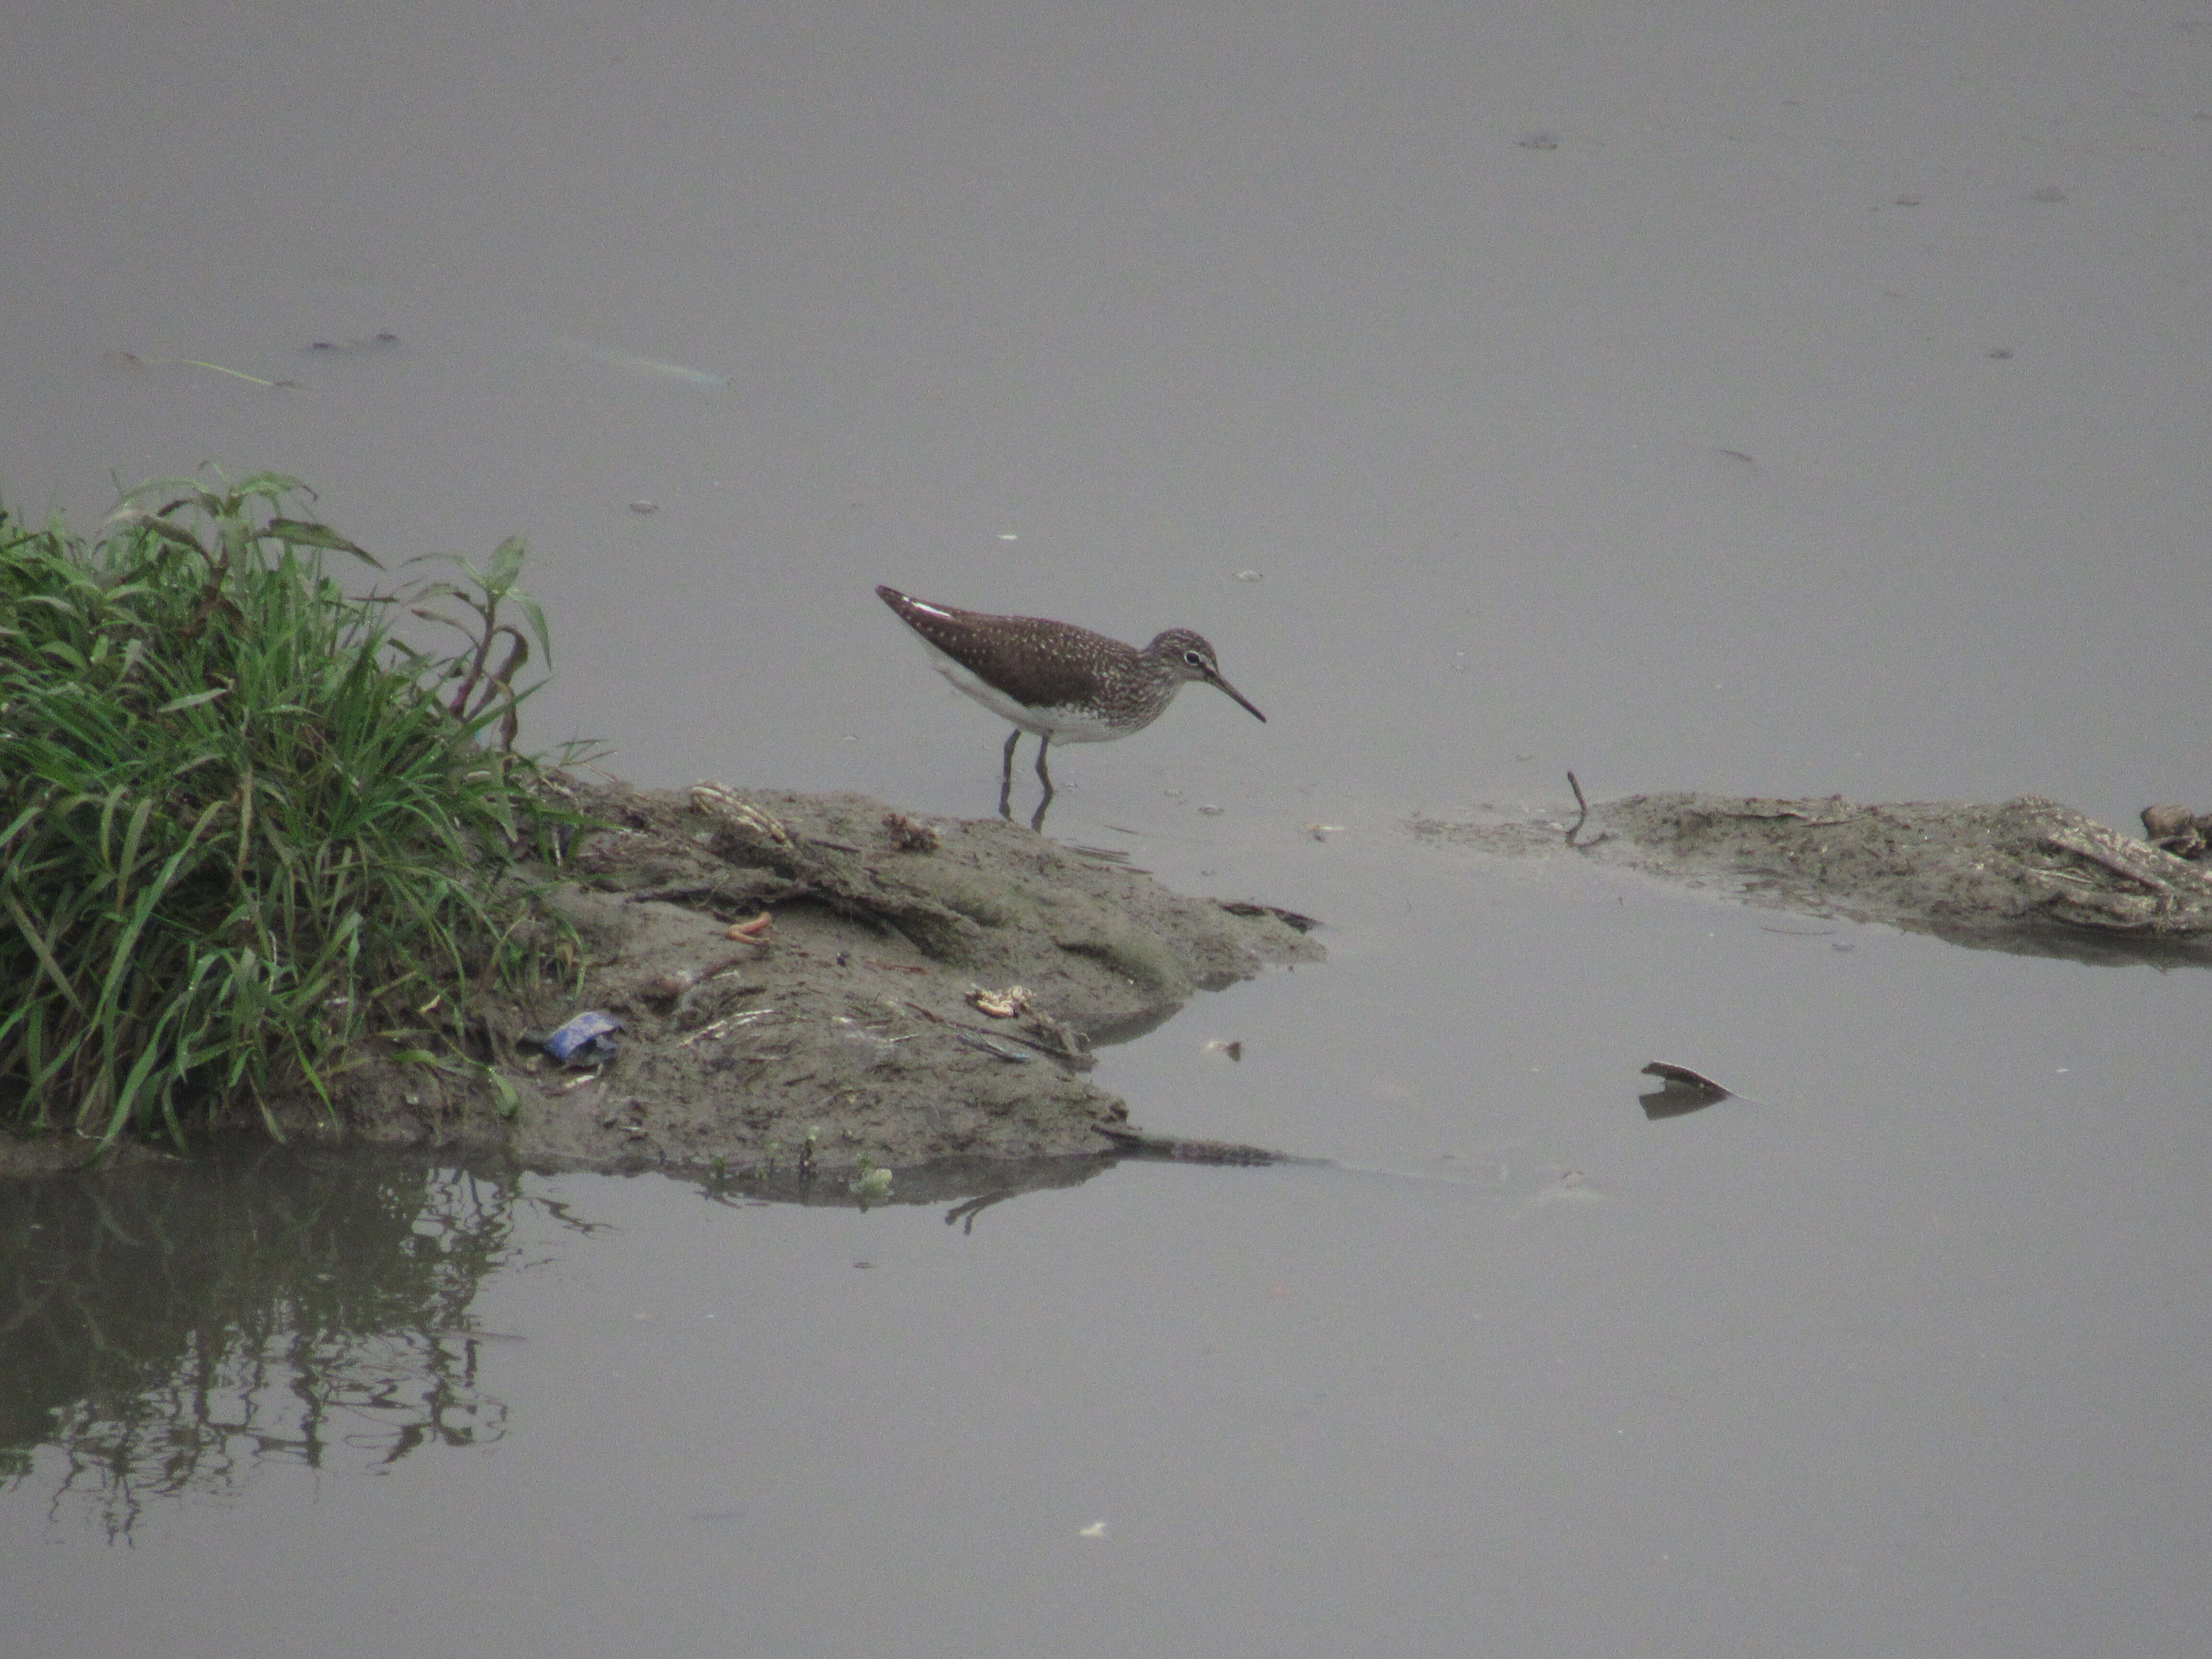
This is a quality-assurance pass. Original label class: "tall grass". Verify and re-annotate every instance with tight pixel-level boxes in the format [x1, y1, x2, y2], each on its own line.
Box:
[0, 471, 577, 1146]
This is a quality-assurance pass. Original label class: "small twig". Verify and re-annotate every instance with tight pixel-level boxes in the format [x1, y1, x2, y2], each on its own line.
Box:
[114, 352, 299, 388]
[896, 998, 1084, 1061]
[2045, 825, 2212, 893]
[679, 1007, 781, 1047]
[1564, 771, 1609, 849]
[954, 1032, 1032, 1062]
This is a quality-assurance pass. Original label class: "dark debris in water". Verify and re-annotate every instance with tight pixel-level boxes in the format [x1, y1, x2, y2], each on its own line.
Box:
[308, 332, 400, 353]
[1219, 900, 1321, 933]
[1639, 1060, 1733, 1121]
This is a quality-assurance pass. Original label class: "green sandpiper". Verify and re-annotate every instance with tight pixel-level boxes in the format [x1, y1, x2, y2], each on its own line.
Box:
[877, 585, 1266, 819]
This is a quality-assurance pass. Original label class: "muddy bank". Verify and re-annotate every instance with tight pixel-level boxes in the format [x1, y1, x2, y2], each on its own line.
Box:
[1418, 791, 2212, 964]
[274, 779, 1320, 1177]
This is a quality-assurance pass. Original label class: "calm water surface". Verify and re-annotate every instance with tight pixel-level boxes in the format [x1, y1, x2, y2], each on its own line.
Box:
[5, 1, 2210, 1653]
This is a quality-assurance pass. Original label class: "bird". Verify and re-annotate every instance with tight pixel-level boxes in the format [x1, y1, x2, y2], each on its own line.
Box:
[876, 585, 1265, 820]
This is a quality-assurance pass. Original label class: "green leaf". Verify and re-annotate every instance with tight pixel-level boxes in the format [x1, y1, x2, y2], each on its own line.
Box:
[267, 518, 381, 567]
[155, 687, 230, 714]
[485, 535, 527, 595]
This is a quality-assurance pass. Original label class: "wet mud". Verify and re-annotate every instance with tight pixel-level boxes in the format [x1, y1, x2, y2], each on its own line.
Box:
[263, 778, 1322, 1178]
[25, 783, 2205, 1191]
[1418, 791, 2212, 965]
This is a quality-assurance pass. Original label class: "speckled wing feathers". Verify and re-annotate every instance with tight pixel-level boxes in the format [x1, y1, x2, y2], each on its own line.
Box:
[877, 587, 1138, 715]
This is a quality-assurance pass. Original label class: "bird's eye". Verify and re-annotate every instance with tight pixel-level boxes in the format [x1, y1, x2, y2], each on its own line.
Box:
[1184, 649, 1205, 667]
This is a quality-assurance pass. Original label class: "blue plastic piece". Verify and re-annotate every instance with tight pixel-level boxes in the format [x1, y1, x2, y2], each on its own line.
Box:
[542, 1010, 622, 1066]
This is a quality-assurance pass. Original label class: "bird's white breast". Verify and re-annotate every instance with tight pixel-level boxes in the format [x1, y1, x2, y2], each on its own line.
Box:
[921, 643, 1140, 744]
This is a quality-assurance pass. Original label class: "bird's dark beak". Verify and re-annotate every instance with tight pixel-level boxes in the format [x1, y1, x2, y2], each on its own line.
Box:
[1206, 671, 1266, 723]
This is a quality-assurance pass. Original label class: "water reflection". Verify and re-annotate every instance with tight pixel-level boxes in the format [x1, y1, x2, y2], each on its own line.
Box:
[0, 1145, 549, 1539]
[0, 1139, 1153, 1538]
[700, 1150, 1115, 1229]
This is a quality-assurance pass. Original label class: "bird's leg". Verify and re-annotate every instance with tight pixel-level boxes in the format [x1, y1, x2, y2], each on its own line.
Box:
[998, 727, 1020, 820]
[1029, 736, 1057, 832]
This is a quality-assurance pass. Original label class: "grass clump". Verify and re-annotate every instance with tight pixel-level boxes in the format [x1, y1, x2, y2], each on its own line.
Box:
[0, 470, 578, 1147]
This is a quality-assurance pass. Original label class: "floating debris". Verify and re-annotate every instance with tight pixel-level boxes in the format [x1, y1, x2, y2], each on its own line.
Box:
[628, 500, 660, 514]
[1638, 1060, 1732, 1121]
[307, 332, 399, 354]
[1642, 1060, 1728, 1092]
[1217, 900, 1321, 933]
[1203, 1039, 1244, 1062]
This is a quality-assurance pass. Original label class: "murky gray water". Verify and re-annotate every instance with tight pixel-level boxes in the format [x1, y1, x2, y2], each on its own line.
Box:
[6, 2, 2211, 1653]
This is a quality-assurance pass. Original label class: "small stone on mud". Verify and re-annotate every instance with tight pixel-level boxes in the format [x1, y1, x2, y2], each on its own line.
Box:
[882, 811, 941, 852]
